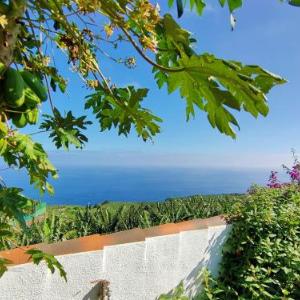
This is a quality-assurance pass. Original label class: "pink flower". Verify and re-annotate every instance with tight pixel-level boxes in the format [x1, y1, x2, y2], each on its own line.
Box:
[267, 171, 282, 189]
[288, 165, 300, 182]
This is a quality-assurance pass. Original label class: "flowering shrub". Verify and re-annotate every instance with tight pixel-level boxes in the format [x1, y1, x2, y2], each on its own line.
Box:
[283, 153, 300, 184]
[268, 151, 300, 188]
[267, 171, 282, 188]
[200, 153, 300, 299]
[200, 185, 300, 300]
[158, 155, 300, 300]
[288, 165, 300, 182]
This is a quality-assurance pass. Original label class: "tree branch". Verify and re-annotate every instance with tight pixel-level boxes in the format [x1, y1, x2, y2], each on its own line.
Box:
[120, 27, 185, 73]
[0, 0, 27, 66]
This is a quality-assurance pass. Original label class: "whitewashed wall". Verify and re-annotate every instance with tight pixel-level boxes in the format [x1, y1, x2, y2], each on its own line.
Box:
[0, 224, 230, 300]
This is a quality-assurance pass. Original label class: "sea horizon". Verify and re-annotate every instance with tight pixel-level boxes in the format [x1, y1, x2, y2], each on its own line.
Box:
[1, 165, 284, 206]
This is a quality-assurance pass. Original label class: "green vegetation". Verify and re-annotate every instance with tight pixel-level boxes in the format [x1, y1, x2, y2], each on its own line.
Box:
[158, 185, 300, 299]
[6, 193, 244, 249]
[0, 0, 299, 280]
[201, 185, 300, 300]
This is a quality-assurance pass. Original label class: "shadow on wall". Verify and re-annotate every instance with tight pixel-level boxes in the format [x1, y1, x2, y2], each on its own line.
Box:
[82, 283, 100, 300]
[159, 226, 231, 299]
[83, 280, 110, 300]
[81, 227, 230, 300]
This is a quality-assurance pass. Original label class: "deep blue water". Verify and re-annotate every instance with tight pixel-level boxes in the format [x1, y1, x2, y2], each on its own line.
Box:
[1, 166, 271, 205]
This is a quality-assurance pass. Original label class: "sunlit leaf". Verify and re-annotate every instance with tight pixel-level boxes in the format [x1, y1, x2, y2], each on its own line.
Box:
[27, 249, 67, 281]
[85, 85, 162, 141]
[40, 108, 92, 150]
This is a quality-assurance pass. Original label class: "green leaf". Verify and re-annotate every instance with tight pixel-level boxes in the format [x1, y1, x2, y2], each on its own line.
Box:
[228, 0, 243, 12]
[166, 53, 286, 137]
[169, 0, 245, 15]
[163, 14, 192, 48]
[153, 14, 196, 89]
[189, 0, 206, 15]
[219, 0, 226, 7]
[176, 0, 184, 18]
[85, 85, 161, 141]
[26, 249, 67, 281]
[289, 0, 300, 7]
[0, 188, 31, 225]
[0, 258, 11, 278]
[40, 108, 92, 150]
[158, 281, 189, 299]
[170, 0, 206, 17]
[1, 132, 57, 193]
[168, 0, 175, 7]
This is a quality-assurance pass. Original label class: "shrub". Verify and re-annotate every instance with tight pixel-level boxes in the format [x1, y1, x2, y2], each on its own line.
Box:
[200, 185, 300, 300]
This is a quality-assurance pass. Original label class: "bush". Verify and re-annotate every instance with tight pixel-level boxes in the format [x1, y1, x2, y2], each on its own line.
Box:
[200, 185, 300, 300]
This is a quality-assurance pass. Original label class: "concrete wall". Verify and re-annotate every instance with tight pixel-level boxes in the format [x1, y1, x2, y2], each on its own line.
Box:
[0, 222, 230, 300]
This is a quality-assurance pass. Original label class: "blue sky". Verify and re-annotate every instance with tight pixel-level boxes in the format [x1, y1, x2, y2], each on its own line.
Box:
[22, 0, 300, 169]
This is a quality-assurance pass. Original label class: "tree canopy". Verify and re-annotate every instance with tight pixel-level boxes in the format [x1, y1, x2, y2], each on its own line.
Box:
[0, 0, 299, 278]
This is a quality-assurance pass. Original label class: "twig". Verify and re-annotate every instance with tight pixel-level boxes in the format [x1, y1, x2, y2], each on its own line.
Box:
[5, 108, 33, 114]
[25, 10, 55, 114]
[120, 27, 185, 73]
[29, 130, 48, 136]
[44, 75, 55, 113]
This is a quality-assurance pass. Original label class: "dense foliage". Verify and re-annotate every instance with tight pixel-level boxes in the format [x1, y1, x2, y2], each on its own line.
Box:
[201, 185, 300, 300]
[4, 194, 244, 248]
[158, 159, 300, 299]
[157, 186, 300, 299]
[0, 0, 299, 279]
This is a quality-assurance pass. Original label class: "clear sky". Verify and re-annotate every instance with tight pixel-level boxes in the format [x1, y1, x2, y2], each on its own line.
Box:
[23, 0, 300, 169]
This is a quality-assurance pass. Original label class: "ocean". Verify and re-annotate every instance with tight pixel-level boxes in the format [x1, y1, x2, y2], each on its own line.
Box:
[1, 166, 271, 205]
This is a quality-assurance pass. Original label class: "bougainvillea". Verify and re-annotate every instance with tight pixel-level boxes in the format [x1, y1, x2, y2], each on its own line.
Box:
[267, 171, 282, 189]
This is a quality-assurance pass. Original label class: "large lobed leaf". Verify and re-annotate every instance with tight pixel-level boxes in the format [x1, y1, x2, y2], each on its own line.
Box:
[0, 187, 31, 226]
[40, 108, 92, 150]
[0, 123, 57, 194]
[166, 54, 286, 137]
[85, 85, 162, 141]
[154, 15, 286, 138]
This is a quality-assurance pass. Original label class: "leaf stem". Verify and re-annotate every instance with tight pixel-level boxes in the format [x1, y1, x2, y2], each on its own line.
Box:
[44, 75, 55, 114]
[120, 27, 185, 73]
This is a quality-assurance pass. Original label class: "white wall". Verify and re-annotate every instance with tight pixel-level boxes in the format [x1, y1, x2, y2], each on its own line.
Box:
[0, 224, 230, 300]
